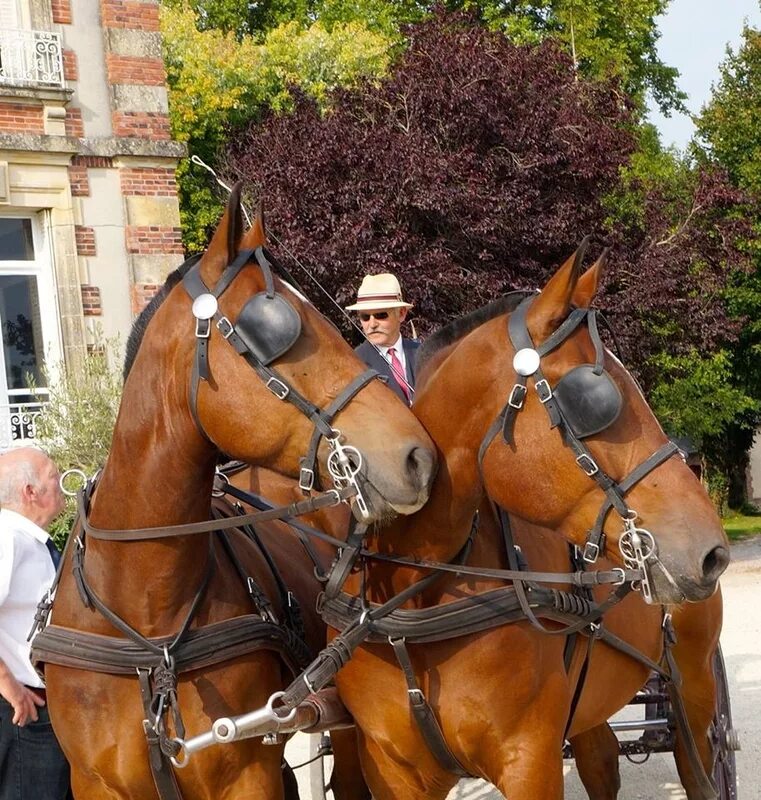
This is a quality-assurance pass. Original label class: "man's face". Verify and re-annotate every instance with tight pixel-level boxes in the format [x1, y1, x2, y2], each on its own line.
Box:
[359, 307, 406, 348]
[33, 457, 65, 529]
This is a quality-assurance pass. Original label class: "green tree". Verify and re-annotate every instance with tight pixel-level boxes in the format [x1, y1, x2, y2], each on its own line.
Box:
[161, 1, 392, 250]
[693, 24, 761, 507]
[452, 0, 685, 113]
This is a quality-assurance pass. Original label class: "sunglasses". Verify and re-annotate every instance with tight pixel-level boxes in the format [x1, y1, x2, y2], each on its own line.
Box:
[359, 312, 389, 321]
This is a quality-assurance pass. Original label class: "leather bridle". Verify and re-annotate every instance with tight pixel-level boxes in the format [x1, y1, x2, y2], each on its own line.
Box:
[478, 294, 683, 603]
[182, 246, 380, 515]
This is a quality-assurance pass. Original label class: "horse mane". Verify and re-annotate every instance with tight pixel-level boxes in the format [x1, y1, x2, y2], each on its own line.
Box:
[417, 291, 532, 375]
[123, 255, 201, 380]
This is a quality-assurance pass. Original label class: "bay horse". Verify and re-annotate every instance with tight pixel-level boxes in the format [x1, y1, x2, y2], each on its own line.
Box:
[320, 245, 729, 799]
[37, 185, 436, 800]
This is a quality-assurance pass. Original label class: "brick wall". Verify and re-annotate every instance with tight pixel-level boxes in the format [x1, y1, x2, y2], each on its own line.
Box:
[65, 108, 84, 138]
[75, 226, 96, 256]
[120, 167, 177, 196]
[0, 103, 44, 134]
[62, 50, 78, 82]
[131, 283, 161, 313]
[113, 112, 171, 140]
[100, 0, 160, 31]
[51, 0, 72, 24]
[81, 285, 102, 316]
[106, 55, 166, 86]
[125, 225, 184, 255]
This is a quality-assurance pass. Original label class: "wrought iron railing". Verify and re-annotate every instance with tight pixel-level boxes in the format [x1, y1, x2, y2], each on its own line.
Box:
[0, 29, 64, 88]
[0, 400, 46, 450]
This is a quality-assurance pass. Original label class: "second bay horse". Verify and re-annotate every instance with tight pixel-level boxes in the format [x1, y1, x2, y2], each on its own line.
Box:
[38, 185, 436, 800]
[326, 245, 729, 799]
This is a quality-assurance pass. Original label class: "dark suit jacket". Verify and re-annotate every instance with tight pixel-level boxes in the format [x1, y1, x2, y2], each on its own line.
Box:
[355, 338, 420, 405]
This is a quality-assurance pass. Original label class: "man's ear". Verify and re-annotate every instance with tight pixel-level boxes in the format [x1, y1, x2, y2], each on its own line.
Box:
[399, 307, 408, 323]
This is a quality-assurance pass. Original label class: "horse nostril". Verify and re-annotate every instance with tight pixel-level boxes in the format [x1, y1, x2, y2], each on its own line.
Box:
[702, 545, 730, 584]
[406, 446, 436, 494]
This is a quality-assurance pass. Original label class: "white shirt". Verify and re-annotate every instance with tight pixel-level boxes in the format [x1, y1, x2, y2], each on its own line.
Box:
[0, 508, 56, 687]
[379, 335, 408, 379]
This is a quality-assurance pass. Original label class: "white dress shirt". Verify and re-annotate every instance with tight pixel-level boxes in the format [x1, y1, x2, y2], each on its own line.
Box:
[379, 334, 408, 378]
[0, 508, 55, 687]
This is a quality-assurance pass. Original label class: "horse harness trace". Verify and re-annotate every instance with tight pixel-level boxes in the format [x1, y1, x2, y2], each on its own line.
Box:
[28, 246, 389, 800]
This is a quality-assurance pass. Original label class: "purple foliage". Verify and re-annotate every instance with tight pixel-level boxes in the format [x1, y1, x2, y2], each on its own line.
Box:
[226, 12, 750, 386]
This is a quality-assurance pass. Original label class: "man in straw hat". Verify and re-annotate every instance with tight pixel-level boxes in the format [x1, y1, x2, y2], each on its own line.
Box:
[346, 273, 418, 405]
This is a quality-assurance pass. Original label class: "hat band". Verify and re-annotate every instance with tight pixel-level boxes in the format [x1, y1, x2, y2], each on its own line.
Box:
[357, 292, 402, 302]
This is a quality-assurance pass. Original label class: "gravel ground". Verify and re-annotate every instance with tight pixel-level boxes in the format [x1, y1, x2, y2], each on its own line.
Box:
[287, 535, 761, 799]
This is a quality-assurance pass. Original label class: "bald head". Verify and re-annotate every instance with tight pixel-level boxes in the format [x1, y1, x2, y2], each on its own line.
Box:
[0, 447, 64, 529]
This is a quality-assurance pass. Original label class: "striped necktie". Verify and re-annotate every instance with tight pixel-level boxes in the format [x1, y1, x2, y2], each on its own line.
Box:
[388, 347, 411, 403]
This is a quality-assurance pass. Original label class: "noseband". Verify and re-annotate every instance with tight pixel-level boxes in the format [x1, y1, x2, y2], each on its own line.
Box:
[182, 247, 378, 515]
[479, 294, 681, 603]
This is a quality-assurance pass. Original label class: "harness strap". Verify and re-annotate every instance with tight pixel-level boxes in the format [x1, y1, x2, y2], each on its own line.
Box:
[138, 669, 184, 800]
[323, 518, 368, 601]
[298, 368, 379, 492]
[81, 485, 356, 541]
[389, 637, 470, 778]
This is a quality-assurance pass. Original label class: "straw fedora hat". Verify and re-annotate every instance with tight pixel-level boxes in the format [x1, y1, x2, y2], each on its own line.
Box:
[345, 273, 413, 311]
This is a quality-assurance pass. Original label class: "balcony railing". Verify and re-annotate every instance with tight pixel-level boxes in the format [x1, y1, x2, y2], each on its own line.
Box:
[0, 400, 46, 450]
[0, 29, 64, 88]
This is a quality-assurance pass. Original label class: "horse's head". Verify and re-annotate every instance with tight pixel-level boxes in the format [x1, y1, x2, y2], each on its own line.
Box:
[137, 186, 435, 522]
[475, 244, 729, 604]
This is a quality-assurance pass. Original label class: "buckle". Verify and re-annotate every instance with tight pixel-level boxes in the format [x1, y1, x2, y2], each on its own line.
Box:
[576, 453, 599, 476]
[266, 377, 290, 400]
[216, 316, 234, 339]
[535, 379, 552, 403]
[299, 466, 315, 491]
[194, 318, 211, 339]
[610, 567, 626, 585]
[508, 384, 527, 409]
[407, 688, 425, 704]
[582, 541, 600, 563]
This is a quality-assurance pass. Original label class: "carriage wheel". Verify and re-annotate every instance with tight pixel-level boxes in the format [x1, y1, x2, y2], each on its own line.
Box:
[308, 733, 331, 799]
[711, 645, 740, 800]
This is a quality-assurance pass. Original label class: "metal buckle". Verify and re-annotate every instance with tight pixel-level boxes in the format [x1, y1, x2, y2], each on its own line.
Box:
[194, 318, 211, 339]
[407, 688, 425, 703]
[535, 379, 552, 403]
[508, 384, 527, 409]
[610, 567, 626, 585]
[299, 466, 315, 491]
[582, 541, 600, 563]
[266, 377, 290, 400]
[216, 316, 234, 339]
[576, 453, 599, 476]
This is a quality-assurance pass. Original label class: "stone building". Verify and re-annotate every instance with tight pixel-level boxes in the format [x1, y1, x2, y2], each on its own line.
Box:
[0, 0, 184, 448]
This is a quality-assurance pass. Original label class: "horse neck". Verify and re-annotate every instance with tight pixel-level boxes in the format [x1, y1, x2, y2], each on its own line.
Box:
[367, 337, 498, 564]
[85, 351, 218, 623]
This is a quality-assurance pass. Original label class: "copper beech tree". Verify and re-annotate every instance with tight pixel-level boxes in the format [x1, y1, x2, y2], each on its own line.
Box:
[227, 12, 751, 398]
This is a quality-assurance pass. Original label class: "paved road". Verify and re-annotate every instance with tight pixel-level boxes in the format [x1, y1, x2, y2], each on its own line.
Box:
[287, 536, 761, 799]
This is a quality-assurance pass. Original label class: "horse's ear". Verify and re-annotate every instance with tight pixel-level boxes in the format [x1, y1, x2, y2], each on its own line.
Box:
[526, 236, 590, 343]
[202, 182, 245, 278]
[572, 248, 607, 308]
[240, 197, 267, 249]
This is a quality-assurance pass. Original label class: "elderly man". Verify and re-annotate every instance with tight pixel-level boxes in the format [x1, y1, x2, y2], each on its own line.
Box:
[0, 447, 70, 800]
[346, 272, 418, 405]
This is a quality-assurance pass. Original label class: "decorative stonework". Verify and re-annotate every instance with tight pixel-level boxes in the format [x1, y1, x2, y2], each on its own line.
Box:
[125, 225, 183, 254]
[81, 285, 102, 315]
[75, 225, 96, 256]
